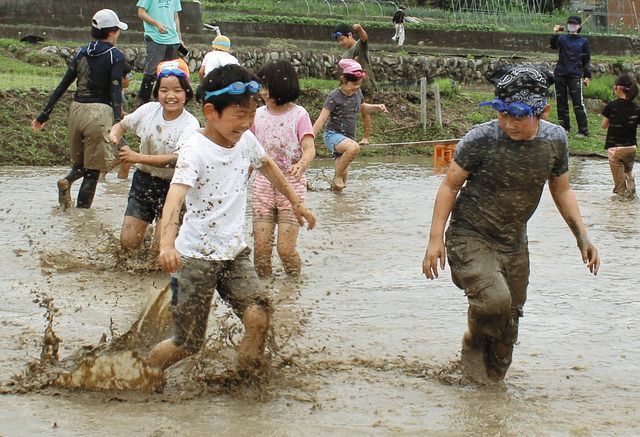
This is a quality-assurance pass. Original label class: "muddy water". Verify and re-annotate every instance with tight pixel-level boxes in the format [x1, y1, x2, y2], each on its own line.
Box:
[0, 157, 638, 435]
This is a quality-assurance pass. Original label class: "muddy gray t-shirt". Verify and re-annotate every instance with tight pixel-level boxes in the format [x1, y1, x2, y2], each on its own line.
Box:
[447, 119, 569, 250]
[324, 88, 364, 140]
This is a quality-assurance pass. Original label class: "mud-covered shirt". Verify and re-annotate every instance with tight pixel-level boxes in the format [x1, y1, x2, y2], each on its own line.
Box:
[323, 88, 363, 140]
[447, 119, 569, 250]
[602, 98, 640, 148]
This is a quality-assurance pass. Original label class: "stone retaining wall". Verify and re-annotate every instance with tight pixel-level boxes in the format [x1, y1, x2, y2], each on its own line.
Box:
[38, 45, 640, 84]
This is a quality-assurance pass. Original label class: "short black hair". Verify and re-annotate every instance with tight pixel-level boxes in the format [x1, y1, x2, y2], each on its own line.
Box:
[152, 75, 194, 103]
[615, 74, 639, 101]
[256, 60, 300, 106]
[198, 64, 260, 114]
[332, 24, 352, 39]
[90, 25, 119, 40]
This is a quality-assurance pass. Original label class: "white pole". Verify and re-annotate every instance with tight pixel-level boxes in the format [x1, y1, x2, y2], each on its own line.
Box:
[434, 83, 443, 129]
[420, 77, 427, 133]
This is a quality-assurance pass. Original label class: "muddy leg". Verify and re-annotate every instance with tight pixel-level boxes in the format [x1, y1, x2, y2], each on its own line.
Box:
[360, 112, 372, 145]
[147, 338, 191, 371]
[461, 323, 490, 385]
[121, 215, 149, 251]
[253, 219, 276, 278]
[333, 139, 360, 190]
[237, 304, 270, 372]
[276, 221, 301, 276]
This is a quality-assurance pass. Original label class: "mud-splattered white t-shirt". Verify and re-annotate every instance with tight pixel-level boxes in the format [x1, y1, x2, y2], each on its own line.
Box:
[172, 129, 266, 260]
[120, 102, 200, 180]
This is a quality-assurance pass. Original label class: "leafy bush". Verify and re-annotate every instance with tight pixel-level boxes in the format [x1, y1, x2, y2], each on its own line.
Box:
[583, 74, 615, 102]
[433, 78, 460, 97]
[24, 51, 66, 68]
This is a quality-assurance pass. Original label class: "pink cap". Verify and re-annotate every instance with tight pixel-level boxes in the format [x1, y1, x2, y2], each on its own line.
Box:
[339, 59, 366, 78]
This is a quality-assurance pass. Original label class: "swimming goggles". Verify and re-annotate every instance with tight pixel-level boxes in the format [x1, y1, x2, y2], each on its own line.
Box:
[479, 98, 545, 117]
[203, 80, 261, 100]
[157, 68, 188, 79]
[332, 31, 346, 40]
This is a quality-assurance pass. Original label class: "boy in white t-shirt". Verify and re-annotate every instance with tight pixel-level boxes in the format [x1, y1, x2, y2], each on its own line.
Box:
[198, 35, 239, 79]
[147, 64, 316, 375]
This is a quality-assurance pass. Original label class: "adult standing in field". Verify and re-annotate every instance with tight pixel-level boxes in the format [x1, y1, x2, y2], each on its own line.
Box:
[391, 5, 406, 46]
[137, 0, 184, 104]
[332, 23, 377, 145]
[551, 15, 592, 137]
[31, 9, 127, 210]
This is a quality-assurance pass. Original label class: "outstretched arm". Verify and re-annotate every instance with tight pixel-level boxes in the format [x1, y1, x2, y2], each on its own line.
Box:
[258, 156, 316, 230]
[548, 173, 600, 275]
[422, 161, 468, 279]
[352, 23, 368, 43]
[362, 103, 388, 114]
[158, 183, 189, 272]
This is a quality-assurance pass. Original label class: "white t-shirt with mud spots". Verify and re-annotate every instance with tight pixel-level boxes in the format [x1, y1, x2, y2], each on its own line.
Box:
[172, 129, 266, 260]
[120, 102, 200, 180]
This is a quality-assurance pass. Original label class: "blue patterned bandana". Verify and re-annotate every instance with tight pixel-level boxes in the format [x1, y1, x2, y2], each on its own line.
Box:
[483, 66, 550, 116]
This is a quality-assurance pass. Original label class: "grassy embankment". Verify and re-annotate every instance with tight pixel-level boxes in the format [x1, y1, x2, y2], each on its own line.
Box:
[0, 38, 613, 166]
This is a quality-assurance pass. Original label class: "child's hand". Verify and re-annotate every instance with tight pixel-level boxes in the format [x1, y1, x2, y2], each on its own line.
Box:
[159, 247, 181, 273]
[290, 161, 307, 180]
[119, 146, 139, 163]
[293, 203, 316, 230]
[156, 23, 168, 34]
[352, 23, 362, 32]
[422, 237, 446, 279]
[578, 238, 600, 275]
[31, 119, 46, 131]
[108, 131, 120, 145]
[378, 104, 388, 113]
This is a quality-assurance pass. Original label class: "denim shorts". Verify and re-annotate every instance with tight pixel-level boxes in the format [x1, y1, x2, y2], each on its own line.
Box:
[323, 130, 349, 158]
[170, 248, 270, 353]
[124, 169, 171, 223]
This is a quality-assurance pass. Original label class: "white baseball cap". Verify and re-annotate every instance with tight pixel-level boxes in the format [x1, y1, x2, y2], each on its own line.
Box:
[92, 9, 128, 30]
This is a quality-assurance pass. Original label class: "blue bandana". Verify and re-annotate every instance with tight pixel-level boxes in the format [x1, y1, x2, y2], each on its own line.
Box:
[479, 97, 547, 117]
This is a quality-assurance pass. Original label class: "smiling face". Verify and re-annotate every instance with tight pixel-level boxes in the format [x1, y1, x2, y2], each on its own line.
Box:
[203, 98, 257, 148]
[340, 77, 363, 96]
[259, 86, 275, 108]
[157, 75, 186, 119]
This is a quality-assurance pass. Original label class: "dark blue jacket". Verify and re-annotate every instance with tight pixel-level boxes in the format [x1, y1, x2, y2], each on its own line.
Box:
[550, 33, 591, 79]
[37, 41, 125, 123]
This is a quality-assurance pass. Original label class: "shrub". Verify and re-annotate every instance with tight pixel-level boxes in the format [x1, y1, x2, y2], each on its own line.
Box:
[583, 74, 615, 102]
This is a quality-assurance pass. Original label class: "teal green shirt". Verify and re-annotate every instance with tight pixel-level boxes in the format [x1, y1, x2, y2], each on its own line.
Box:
[137, 0, 182, 45]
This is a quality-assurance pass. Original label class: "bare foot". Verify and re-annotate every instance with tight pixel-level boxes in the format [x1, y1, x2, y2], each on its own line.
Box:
[359, 137, 370, 145]
[331, 177, 346, 191]
[57, 179, 72, 210]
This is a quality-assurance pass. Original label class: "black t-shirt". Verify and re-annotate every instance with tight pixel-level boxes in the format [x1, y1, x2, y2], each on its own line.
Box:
[447, 120, 569, 250]
[602, 98, 640, 148]
[392, 10, 405, 24]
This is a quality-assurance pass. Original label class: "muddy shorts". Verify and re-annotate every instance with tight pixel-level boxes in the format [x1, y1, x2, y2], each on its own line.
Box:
[446, 233, 529, 340]
[252, 173, 306, 225]
[67, 101, 114, 171]
[125, 169, 171, 224]
[170, 248, 269, 353]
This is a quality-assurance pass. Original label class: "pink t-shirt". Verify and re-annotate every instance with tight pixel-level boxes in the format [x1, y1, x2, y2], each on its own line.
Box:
[251, 104, 314, 174]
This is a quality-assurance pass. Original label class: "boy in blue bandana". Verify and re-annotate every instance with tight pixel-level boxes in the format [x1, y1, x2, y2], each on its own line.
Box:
[422, 65, 600, 384]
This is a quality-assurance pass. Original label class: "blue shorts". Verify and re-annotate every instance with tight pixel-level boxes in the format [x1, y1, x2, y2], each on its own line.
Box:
[124, 169, 171, 223]
[323, 130, 350, 158]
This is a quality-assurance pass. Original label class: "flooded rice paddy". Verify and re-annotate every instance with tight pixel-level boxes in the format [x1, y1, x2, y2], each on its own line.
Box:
[0, 156, 638, 436]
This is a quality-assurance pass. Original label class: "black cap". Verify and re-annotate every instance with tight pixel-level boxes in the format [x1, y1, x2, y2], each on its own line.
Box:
[567, 15, 582, 24]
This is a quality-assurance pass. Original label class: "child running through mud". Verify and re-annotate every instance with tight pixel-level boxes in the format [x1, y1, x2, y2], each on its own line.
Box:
[146, 64, 316, 374]
[422, 65, 600, 384]
[252, 60, 316, 277]
[601, 74, 639, 200]
[313, 59, 387, 191]
[31, 9, 128, 210]
[108, 58, 200, 252]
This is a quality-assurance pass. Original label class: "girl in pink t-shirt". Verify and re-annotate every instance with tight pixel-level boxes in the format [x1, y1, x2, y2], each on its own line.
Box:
[252, 60, 316, 277]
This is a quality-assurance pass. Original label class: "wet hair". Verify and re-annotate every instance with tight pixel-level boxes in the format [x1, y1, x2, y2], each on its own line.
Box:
[197, 64, 260, 114]
[333, 24, 353, 39]
[152, 75, 194, 103]
[90, 25, 119, 40]
[256, 60, 300, 106]
[615, 74, 639, 101]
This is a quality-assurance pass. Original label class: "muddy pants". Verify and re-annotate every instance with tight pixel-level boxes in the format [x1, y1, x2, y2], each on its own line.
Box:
[607, 145, 637, 197]
[446, 233, 529, 381]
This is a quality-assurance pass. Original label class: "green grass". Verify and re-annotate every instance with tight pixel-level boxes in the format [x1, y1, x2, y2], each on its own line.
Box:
[583, 74, 616, 102]
[300, 77, 335, 91]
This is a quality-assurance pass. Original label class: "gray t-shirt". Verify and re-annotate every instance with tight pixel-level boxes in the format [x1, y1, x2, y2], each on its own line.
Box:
[447, 119, 569, 250]
[342, 39, 375, 87]
[324, 88, 364, 140]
